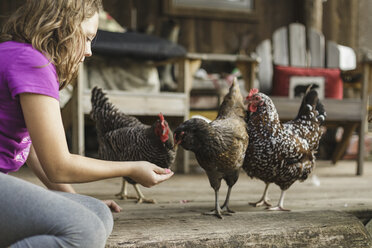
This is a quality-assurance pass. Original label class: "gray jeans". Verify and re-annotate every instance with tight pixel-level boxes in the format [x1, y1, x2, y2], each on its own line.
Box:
[0, 173, 114, 248]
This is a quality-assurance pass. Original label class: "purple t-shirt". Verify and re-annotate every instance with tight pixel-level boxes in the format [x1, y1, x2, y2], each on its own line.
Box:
[0, 41, 60, 173]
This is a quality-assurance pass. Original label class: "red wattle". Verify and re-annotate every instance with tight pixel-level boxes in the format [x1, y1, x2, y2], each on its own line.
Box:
[249, 104, 257, 112]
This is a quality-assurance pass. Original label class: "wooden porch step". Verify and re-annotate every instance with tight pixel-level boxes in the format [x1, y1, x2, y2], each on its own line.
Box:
[106, 209, 372, 248]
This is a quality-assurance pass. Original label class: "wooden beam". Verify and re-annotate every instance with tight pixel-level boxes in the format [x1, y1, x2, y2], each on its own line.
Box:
[271, 97, 365, 122]
[81, 90, 188, 117]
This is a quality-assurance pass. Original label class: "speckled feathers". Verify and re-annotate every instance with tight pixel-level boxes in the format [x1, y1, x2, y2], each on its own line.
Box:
[243, 89, 325, 190]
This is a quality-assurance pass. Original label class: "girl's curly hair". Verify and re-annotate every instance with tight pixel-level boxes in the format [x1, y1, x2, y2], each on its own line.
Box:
[0, 0, 102, 89]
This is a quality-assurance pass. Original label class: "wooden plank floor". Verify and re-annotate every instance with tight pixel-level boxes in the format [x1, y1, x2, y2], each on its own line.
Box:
[11, 160, 372, 247]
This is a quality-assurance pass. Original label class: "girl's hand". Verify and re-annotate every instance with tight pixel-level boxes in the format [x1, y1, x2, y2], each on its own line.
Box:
[129, 162, 174, 188]
[102, 199, 122, 212]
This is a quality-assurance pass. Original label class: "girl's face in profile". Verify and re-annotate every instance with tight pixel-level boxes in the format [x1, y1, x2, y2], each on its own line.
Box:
[80, 12, 99, 62]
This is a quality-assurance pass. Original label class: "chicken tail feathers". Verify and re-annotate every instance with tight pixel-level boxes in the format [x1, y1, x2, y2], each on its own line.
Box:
[90, 87, 141, 134]
[91, 87, 114, 115]
[296, 86, 326, 125]
[315, 98, 326, 125]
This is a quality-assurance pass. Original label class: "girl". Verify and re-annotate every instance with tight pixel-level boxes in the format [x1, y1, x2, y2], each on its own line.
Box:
[0, 0, 173, 247]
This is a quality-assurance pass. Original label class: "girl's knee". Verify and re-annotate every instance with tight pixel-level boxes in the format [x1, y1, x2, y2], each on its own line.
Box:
[65, 213, 108, 248]
[57, 192, 114, 239]
[94, 200, 114, 237]
[81, 217, 108, 248]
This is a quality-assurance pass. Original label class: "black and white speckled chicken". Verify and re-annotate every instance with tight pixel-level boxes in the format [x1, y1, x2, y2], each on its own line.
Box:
[90, 87, 176, 203]
[173, 79, 248, 218]
[243, 87, 326, 211]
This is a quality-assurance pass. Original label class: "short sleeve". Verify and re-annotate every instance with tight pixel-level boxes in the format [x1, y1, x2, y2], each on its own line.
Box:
[6, 46, 60, 100]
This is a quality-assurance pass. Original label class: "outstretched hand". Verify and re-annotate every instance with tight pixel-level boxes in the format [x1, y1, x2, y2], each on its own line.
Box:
[129, 161, 174, 188]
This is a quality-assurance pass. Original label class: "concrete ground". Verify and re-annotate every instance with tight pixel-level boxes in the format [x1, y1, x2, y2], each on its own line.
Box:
[11, 160, 372, 247]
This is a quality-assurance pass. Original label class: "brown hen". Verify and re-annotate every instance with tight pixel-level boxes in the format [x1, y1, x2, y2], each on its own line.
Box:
[174, 79, 248, 218]
[243, 87, 326, 211]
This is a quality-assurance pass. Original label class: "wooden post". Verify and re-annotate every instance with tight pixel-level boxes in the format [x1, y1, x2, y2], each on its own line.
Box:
[72, 63, 85, 155]
[304, 0, 323, 32]
[236, 59, 258, 91]
[357, 61, 370, 175]
[175, 58, 192, 174]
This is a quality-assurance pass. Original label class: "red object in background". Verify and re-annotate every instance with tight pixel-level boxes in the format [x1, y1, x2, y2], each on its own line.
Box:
[271, 65, 343, 99]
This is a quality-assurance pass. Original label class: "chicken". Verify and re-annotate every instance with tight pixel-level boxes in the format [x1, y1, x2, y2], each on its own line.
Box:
[243, 87, 326, 211]
[173, 79, 248, 218]
[90, 86, 176, 203]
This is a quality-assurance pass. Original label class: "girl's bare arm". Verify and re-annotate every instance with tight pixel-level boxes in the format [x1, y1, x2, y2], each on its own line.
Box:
[20, 93, 173, 186]
[26, 145, 76, 192]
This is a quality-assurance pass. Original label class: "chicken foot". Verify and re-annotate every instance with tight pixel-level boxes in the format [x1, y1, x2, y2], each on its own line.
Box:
[115, 179, 137, 200]
[115, 179, 156, 204]
[249, 183, 272, 207]
[203, 189, 232, 219]
[133, 184, 156, 204]
[267, 190, 290, 211]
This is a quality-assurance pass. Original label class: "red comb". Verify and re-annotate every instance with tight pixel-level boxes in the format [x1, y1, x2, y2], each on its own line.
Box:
[248, 88, 259, 98]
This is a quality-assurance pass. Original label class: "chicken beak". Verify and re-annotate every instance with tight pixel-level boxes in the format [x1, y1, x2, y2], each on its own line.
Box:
[173, 132, 183, 149]
[174, 139, 182, 149]
[173, 133, 178, 149]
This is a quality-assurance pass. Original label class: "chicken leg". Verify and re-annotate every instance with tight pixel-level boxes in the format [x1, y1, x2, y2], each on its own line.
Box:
[115, 179, 156, 204]
[115, 179, 136, 200]
[133, 184, 156, 204]
[203, 189, 227, 219]
[250, 183, 271, 207]
[221, 186, 235, 213]
[267, 190, 290, 211]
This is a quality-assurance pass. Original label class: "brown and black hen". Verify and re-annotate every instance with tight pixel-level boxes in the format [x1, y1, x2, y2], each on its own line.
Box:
[243, 87, 326, 211]
[90, 87, 176, 203]
[174, 79, 248, 218]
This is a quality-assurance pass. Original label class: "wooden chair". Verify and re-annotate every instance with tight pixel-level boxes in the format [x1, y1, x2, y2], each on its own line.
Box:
[253, 23, 368, 175]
